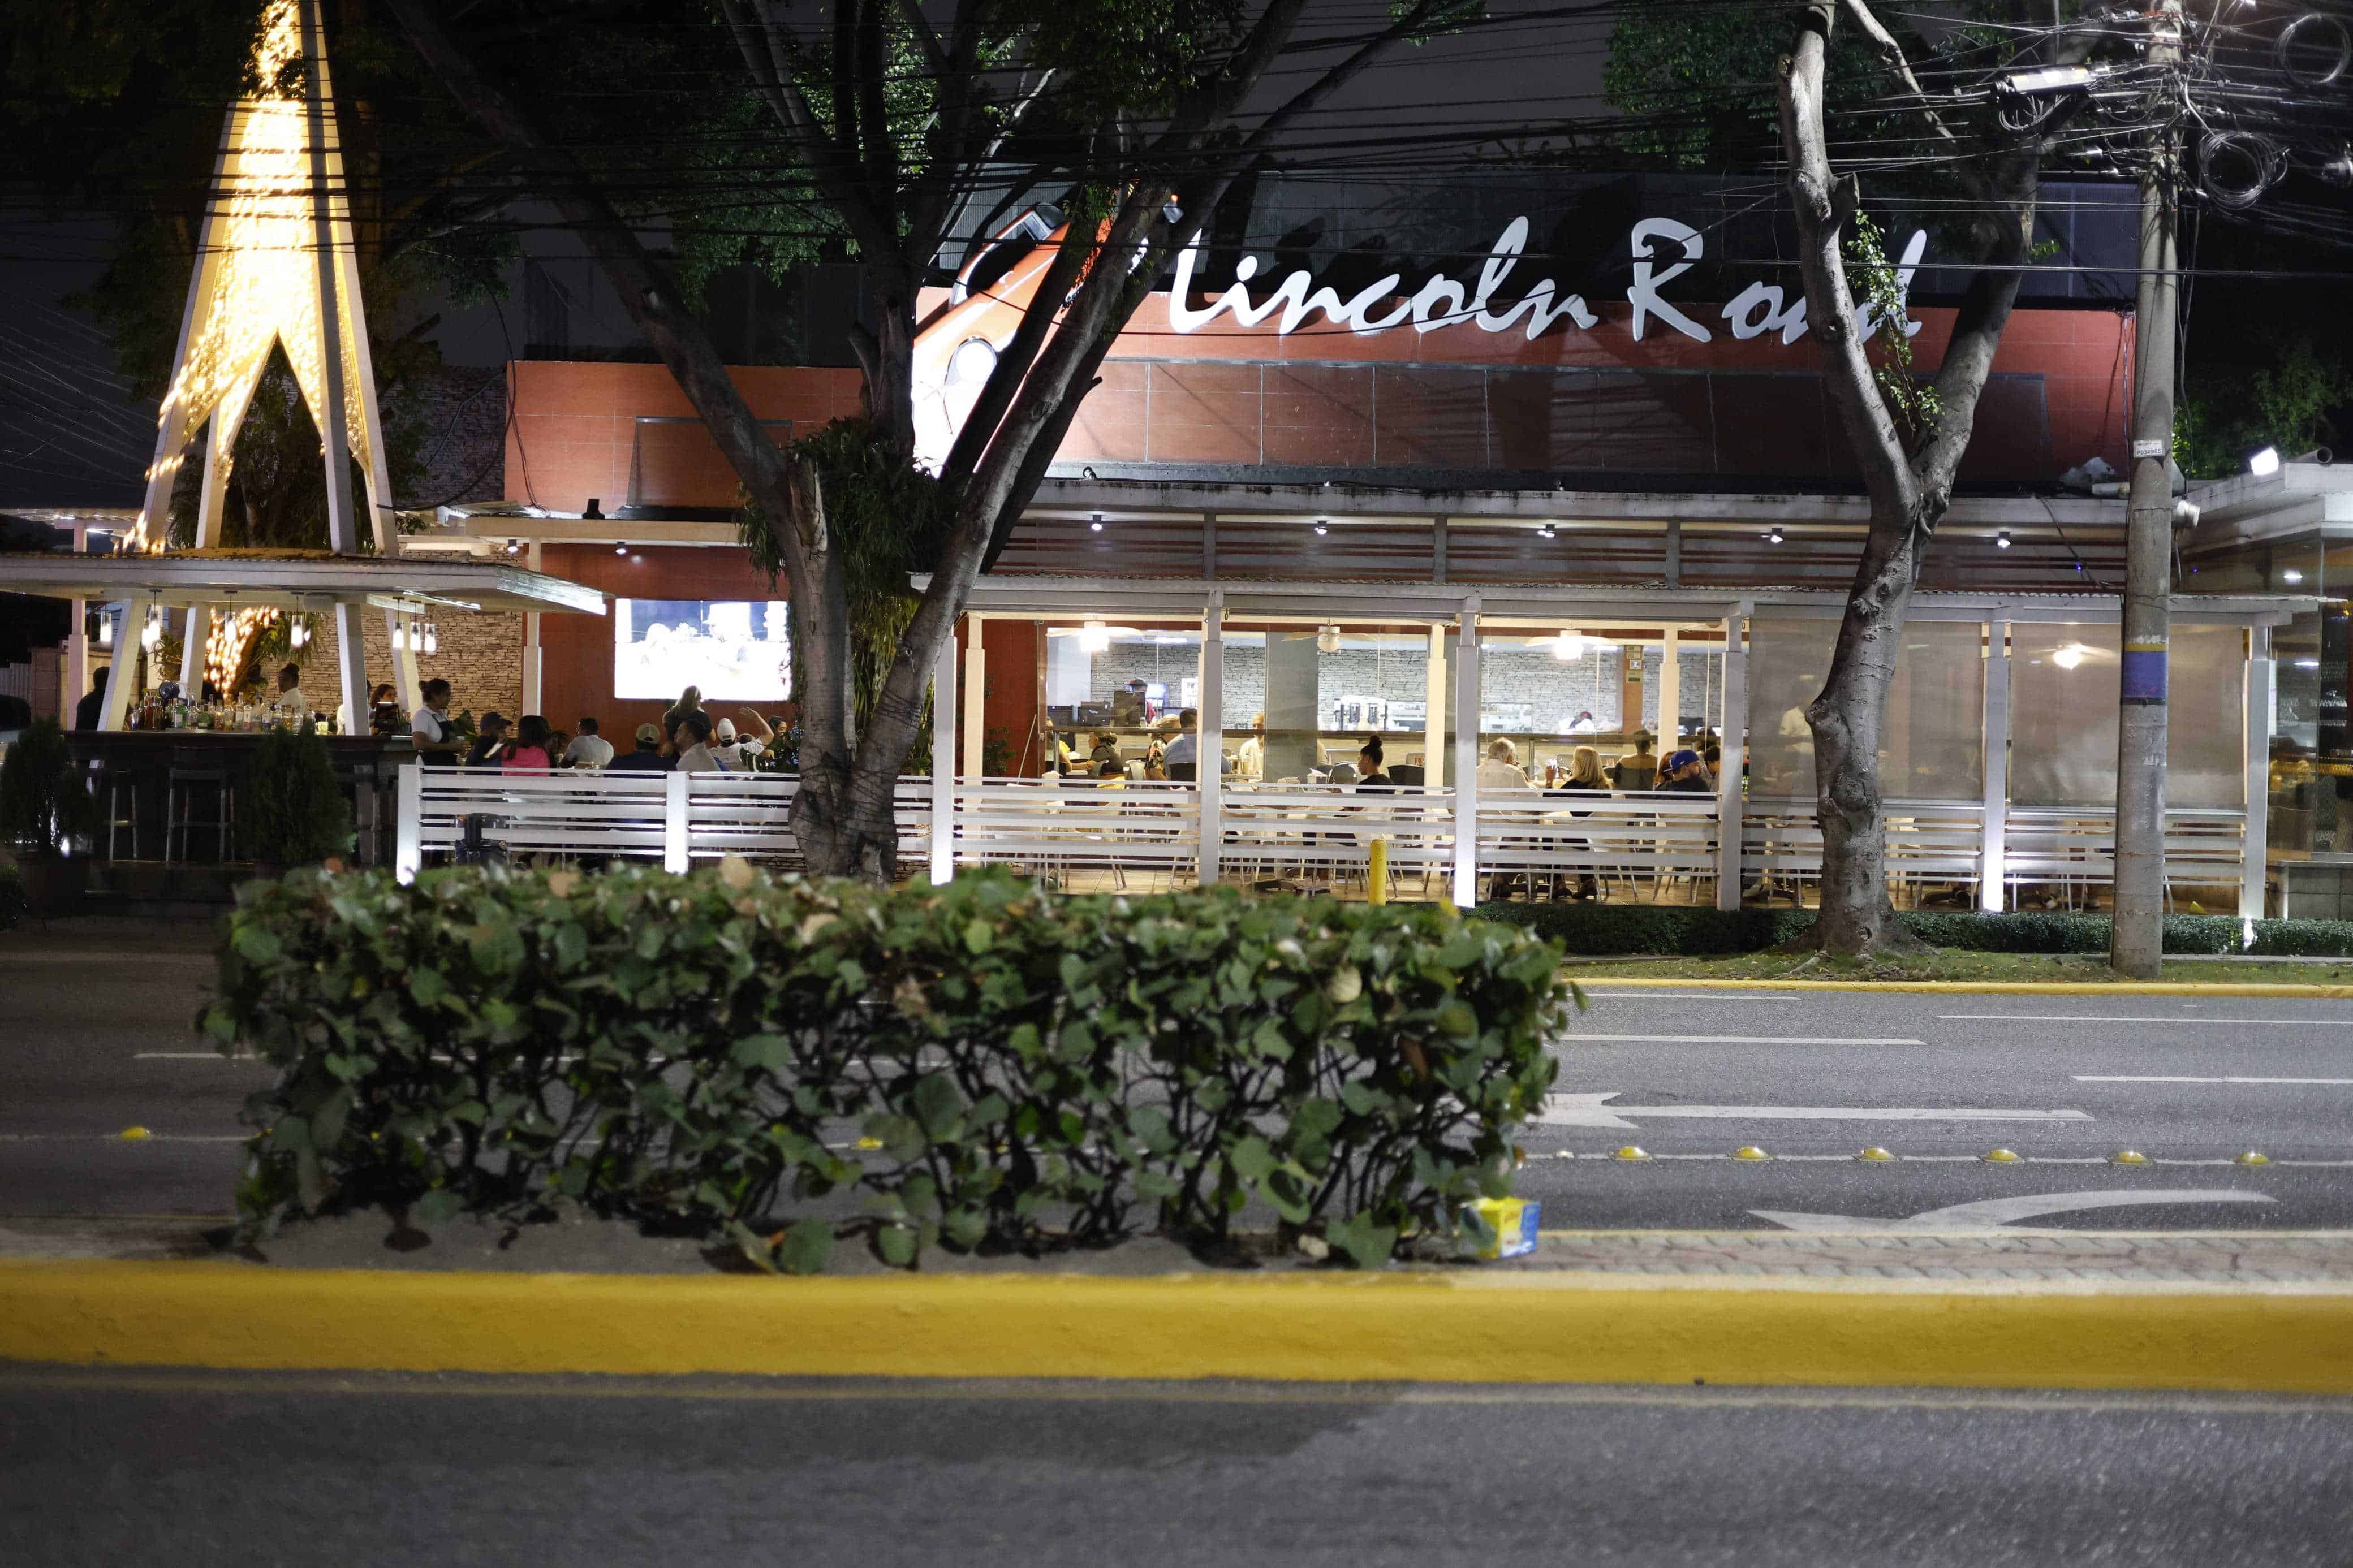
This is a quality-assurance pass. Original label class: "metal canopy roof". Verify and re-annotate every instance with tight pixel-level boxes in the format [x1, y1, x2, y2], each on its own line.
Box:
[0, 550, 606, 615]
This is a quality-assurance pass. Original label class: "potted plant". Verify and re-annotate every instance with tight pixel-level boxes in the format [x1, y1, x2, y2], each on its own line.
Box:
[0, 719, 100, 914]
[240, 722, 354, 879]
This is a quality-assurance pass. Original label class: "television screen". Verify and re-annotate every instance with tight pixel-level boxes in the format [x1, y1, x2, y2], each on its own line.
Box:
[614, 598, 792, 702]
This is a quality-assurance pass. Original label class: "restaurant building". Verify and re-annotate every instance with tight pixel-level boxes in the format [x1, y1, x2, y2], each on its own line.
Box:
[374, 178, 2294, 914]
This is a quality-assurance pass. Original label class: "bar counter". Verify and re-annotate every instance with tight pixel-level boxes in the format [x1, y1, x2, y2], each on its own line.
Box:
[65, 731, 416, 868]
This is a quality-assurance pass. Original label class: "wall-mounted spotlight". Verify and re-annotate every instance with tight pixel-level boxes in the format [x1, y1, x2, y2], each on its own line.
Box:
[2248, 446, 2282, 477]
[1313, 519, 1329, 536]
[1996, 530, 2012, 550]
[615, 541, 628, 555]
[1536, 524, 1557, 540]
[504, 539, 524, 556]
[1089, 512, 1104, 533]
[1765, 526, 1785, 545]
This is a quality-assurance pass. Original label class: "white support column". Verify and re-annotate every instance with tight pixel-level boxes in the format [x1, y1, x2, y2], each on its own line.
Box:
[962, 620, 985, 776]
[2243, 627, 2273, 918]
[1658, 625, 1682, 746]
[1980, 619, 2011, 913]
[329, 601, 369, 733]
[64, 523, 88, 722]
[1714, 611, 1748, 911]
[930, 618, 958, 886]
[394, 763, 423, 884]
[522, 542, 545, 716]
[97, 597, 151, 731]
[1423, 621, 1447, 790]
[178, 607, 208, 692]
[1197, 597, 1224, 887]
[663, 770, 690, 874]
[1451, 597, 1481, 908]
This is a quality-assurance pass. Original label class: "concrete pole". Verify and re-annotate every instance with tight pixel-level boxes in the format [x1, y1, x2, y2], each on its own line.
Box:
[962, 621, 985, 776]
[64, 522, 88, 719]
[2111, 0, 2182, 978]
[1714, 612, 1748, 911]
[1422, 622, 1447, 789]
[2242, 627, 2273, 918]
[930, 619, 958, 886]
[1980, 620, 2011, 913]
[522, 541, 545, 715]
[1659, 627, 1683, 748]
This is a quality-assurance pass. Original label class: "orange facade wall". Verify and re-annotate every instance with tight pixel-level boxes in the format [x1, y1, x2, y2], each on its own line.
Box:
[505, 361, 866, 515]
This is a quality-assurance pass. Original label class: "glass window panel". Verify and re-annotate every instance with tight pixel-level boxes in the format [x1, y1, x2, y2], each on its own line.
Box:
[2010, 625, 2119, 806]
[1746, 617, 1984, 802]
[2166, 623, 2245, 810]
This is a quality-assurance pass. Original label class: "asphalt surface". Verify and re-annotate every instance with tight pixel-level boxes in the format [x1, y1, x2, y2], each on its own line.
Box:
[6, 927, 2353, 1232]
[2, 1368, 2350, 1567]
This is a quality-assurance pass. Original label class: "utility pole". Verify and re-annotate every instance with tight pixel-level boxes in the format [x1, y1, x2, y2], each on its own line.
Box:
[2111, 0, 2183, 978]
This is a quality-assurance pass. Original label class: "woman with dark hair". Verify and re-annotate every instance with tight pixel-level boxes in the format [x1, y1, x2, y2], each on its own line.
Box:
[1353, 735, 1391, 791]
[503, 714, 555, 774]
[368, 683, 404, 736]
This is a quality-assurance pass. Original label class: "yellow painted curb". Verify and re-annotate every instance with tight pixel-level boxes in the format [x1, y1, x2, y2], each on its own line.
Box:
[1567, 977, 2353, 997]
[5, 1260, 2353, 1393]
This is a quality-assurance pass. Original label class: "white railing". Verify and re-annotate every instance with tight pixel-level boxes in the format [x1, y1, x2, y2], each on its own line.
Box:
[1221, 783, 1455, 891]
[2002, 806, 2247, 908]
[951, 776, 1197, 885]
[394, 765, 929, 880]
[394, 764, 2257, 911]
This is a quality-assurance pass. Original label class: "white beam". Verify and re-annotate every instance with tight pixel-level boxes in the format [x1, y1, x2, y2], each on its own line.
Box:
[1453, 597, 1481, 908]
[930, 618, 958, 885]
[1423, 621, 1446, 790]
[1197, 598, 1223, 887]
[962, 623, 985, 776]
[2244, 627, 2272, 918]
[1659, 625, 1682, 745]
[1980, 620, 2011, 913]
[1715, 612, 1748, 911]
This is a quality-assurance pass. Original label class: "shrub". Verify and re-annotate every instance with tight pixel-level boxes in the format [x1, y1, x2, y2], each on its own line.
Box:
[0, 859, 25, 931]
[1476, 901, 2353, 959]
[0, 719, 97, 858]
[202, 865, 1572, 1270]
[240, 723, 353, 865]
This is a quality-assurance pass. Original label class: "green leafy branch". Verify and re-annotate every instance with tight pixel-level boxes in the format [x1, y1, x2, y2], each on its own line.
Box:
[1845, 212, 1940, 446]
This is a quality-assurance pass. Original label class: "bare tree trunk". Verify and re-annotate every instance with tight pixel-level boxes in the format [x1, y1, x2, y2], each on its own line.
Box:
[1781, 0, 2034, 954]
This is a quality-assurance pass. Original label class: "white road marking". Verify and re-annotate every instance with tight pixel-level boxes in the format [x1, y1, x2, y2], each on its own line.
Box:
[133, 1052, 260, 1061]
[0, 1133, 246, 1144]
[1941, 1014, 2353, 1027]
[1562, 1035, 1926, 1046]
[2074, 1074, 2353, 1085]
[1751, 1190, 2276, 1233]
[1540, 1092, 2091, 1130]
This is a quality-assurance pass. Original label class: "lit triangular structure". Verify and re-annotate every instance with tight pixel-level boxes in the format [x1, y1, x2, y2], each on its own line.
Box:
[117, 0, 415, 728]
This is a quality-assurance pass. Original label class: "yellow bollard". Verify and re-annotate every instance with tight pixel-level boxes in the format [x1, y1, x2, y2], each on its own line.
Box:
[1367, 837, 1388, 905]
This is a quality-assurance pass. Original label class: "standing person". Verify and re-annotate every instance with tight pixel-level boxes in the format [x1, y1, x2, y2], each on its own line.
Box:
[270, 662, 308, 719]
[608, 722, 671, 772]
[466, 712, 512, 769]
[503, 716, 555, 774]
[671, 710, 727, 772]
[662, 685, 703, 740]
[1235, 712, 1266, 780]
[563, 716, 614, 768]
[368, 683, 404, 736]
[410, 679, 460, 764]
[1110, 678, 1148, 726]
[74, 673, 106, 732]
[1163, 708, 1202, 781]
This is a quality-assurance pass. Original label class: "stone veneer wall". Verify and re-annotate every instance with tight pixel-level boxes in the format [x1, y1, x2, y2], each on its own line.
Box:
[289, 608, 523, 724]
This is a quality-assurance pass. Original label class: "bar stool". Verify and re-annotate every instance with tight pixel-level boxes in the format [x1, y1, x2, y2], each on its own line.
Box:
[87, 759, 141, 860]
[165, 753, 235, 864]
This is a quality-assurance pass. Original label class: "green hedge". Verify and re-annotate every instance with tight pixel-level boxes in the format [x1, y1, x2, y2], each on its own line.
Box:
[203, 865, 1571, 1269]
[1473, 901, 2353, 958]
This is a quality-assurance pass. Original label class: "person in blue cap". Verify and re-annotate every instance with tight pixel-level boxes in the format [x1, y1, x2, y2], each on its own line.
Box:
[1654, 748, 1711, 793]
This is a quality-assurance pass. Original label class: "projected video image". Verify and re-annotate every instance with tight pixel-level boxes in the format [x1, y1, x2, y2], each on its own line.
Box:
[614, 598, 792, 702]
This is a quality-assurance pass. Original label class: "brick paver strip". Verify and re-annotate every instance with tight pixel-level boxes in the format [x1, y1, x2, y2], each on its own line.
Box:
[1523, 1231, 2353, 1284]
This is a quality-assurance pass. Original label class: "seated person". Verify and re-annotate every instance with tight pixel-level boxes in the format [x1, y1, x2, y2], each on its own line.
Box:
[1354, 736, 1392, 791]
[1089, 731, 1123, 770]
[1476, 737, 1532, 792]
[1096, 758, 1127, 789]
[1110, 680, 1148, 726]
[1654, 748, 1712, 793]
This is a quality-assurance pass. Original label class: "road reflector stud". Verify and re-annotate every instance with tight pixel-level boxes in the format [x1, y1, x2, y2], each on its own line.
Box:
[1611, 1145, 1651, 1162]
[2111, 1149, 2149, 1165]
[1731, 1145, 1770, 1161]
[1981, 1147, 2022, 1164]
[1856, 1146, 1897, 1163]
[117, 1126, 152, 1141]
[2236, 1150, 2272, 1167]
[855, 1137, 883, 1150]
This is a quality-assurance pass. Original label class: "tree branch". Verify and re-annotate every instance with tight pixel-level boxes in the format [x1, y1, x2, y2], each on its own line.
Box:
[1837, 0, 1993, 205]
[716, 0, 901, 262]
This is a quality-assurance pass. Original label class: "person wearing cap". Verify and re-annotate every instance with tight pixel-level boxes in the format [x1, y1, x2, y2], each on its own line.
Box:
[608, 721, 672, 772]
[466, 711, 512, 769]
[710, 715, 764, 771]
[1654, 748, 1711, 793]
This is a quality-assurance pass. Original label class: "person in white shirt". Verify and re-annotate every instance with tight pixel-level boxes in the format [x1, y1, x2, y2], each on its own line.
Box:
[1235, 712, 1265, 780]
[562, 716, 615, 768]
[410, 678, 459, 764]
[272, 662, 308, 717]
[1476, 737, 1533, 792]
[671, 710, 728, 773]
[711, 716, 765, 771]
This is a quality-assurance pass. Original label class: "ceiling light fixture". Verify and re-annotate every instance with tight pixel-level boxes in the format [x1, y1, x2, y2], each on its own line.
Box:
[615, 541, 628, 555]
[1551, 629, 1589, 662]
[1317, 624, 1342, 655]
[2283, 568, 2305, 584]
[1996, 530, 2012, 550]
[1089, 512, 1104, 533]
[2053, 642, 2091, 671]
[1766, 526, 1785, 545]
[1313, 519, 1328, 536]
[1079, 619, 1110, 654]
[1537, 523, 1557, 539]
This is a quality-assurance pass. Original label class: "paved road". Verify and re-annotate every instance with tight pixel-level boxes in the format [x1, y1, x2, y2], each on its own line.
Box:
[1518, 987, 2353, 1231]
[7, 931, 2353, 1232]
[2, 1368, 2348, 1566]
